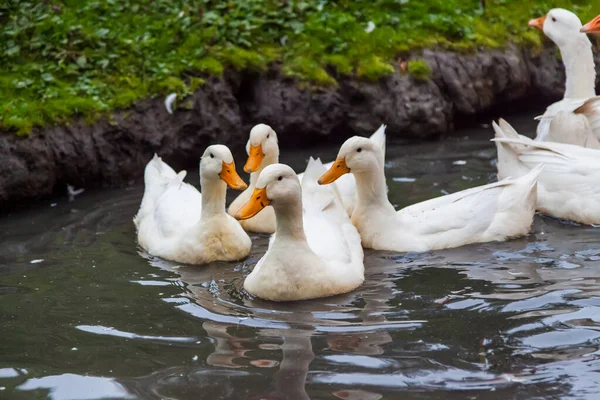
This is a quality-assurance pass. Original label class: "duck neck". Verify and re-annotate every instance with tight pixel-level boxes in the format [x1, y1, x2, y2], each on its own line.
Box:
[200, 176, 227, 218]
[559, 35, 596, 99]
[353, 161, 394, 213]
[250, 152, 279, 187]
[272, 198, 307, 243]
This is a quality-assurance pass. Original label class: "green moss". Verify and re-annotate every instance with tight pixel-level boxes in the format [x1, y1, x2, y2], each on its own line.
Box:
[220, 47, 268, 72]
[356, 56, 395, 80]
[323, 55, 353, 75]
[156, 77, 187, 94]
[192, 57, 224, 76]
[189, 77, 206, 92]
[284, 57, 338, 87]
[407, 59, 432, 81]
[3, 0, 600, 134]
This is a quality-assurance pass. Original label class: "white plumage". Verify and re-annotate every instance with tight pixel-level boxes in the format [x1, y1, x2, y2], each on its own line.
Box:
[240, 161, 364, 301]
[493, 118, 600, 225]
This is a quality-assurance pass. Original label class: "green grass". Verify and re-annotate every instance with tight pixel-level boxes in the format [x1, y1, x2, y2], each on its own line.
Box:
[1, 0, 599, 134]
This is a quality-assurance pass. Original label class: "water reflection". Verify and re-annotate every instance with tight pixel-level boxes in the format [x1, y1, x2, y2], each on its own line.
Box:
[17, 374, 133, 400]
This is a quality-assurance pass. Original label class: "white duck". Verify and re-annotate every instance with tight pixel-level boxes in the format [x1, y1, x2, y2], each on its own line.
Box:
[234, 160, 364, 301]
[529, 8, 600, 148]
[318, 137, 542, 252]
[134, 154, 182, 228]
[493, 118, 600, 225]
[228, 123, 386, 233]
[136, 145, 252, 265]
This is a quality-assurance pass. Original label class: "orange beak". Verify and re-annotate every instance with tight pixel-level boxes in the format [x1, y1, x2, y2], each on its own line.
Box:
[581, 15, 600, 33]
[219, 161, 248, 190]
[528, 14, 546, 31]
[244, 144, 264, 173]
[234, 187, 270, 220]
[318, 158, 350, 185]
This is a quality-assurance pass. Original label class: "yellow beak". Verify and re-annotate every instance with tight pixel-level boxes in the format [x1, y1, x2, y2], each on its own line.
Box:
[234, 187, 270, 220]
[244, 144, 264, 173]
[219, 161, 248, 190]
[581, 15, 600, 33]
[318, 158, 350, 185]
[528, 14, 546, 31]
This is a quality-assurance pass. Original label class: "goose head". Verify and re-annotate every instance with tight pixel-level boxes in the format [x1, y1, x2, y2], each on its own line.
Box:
[581, 15, 600, 33]
[235, 164, 299, 219]
[318, 137, 383, 185]
[529, 9, 585, 46]
[244, 124, 279, 173]
[200, 145, 247, 190]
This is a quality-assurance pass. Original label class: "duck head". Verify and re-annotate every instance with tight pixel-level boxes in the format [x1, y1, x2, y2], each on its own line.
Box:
[529, 9, 585, 46]
[244, 124, 279, 173]
[200, 145, 247, 190]
[235, 164, 299, 219]
[318, 137, 382, 185]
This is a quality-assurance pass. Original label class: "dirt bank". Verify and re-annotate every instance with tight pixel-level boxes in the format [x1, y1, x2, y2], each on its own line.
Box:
[0, 43, 597, 209]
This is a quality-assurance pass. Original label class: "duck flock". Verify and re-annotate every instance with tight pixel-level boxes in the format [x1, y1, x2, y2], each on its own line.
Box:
[134, 9, 600, 302]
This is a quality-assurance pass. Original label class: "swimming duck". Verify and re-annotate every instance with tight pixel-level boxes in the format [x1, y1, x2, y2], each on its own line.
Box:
[228, 123, 386, 233]
[134, 154, 181, 229]
[493, 118, 600, 225]
[318, 136, 542, 252]
[529, 8, 600, 148]
[136, 145, 252, 265]
[234, 160, 364, 301]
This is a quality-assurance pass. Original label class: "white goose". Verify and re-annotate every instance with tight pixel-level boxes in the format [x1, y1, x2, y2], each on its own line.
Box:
[493, 118, 600, 225]
[318, 137, 542, 252]
[136, 145, 251, 265]
[529, 8, 600, 148]
[234, 160, 364, 301]
[228, 123, 386, 233]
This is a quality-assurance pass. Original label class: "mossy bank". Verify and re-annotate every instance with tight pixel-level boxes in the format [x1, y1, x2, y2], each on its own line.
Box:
[2, 42, 600, 209]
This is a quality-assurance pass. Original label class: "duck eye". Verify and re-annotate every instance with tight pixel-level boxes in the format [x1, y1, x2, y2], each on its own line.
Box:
[551, 17, 556, 22]
[209, 153, 214, 158]
[267, 134, 270, 139]
[277, 176, 283, 181]
[357, 148, 362, 153]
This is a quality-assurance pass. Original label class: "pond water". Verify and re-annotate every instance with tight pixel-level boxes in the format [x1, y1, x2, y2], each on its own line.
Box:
[2, 114, 600, 400]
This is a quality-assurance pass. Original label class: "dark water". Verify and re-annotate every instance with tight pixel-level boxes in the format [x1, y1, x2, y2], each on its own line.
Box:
[2, 115, 600, 400]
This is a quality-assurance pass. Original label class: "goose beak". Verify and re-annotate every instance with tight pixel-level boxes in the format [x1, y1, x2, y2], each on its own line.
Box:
[581, 15, 600, 33]
[244, 144, 264, 173]
[234, 187, 270, 220]
[528, 15, 546, 31]
[318, 158, 350, 185]
[219, 161, 248, 190]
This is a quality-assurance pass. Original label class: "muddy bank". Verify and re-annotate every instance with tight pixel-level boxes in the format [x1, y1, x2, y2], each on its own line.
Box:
[0, 43, 598, 209]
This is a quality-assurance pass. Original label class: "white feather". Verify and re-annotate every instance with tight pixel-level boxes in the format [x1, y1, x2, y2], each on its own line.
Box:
[164, 93, 177, 115]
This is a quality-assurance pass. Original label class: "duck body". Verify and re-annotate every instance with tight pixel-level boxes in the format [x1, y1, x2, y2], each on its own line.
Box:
[134, 154, 181, 228]
[530, 9, 600, 148]
[235, 160, 364, 301]
[136, 146, 251, 265]
[493, 118, 600, 225]
[228, 124, 386, 233]
[318, 136, 540, 252]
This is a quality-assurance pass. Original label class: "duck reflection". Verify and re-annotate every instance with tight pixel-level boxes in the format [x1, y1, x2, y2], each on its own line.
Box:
[145, 247, 401, 400]
[328, 254, 394, 356]
[203, 321, 250, 369]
